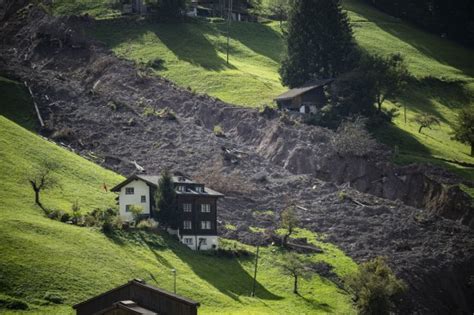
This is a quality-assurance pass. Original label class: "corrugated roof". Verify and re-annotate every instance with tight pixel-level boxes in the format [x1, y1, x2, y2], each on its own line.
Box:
[274, 79, 334, 101]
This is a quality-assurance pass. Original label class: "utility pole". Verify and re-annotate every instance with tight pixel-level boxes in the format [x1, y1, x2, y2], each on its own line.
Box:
[226, 0, 233, 65]
[250, 245, 260, 297]
[171, 269, 176, 294]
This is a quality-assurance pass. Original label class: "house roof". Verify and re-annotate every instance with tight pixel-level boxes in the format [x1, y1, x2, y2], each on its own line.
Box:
[99, 300, 158, 315]
[110, 174, 224, 197]
[73, 279, 200, 310]
[274, 79, 334, 101]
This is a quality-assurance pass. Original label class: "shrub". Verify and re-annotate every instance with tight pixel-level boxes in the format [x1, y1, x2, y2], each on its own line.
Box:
[331, 117, 378, 157]
[147, 58, 166, 70]
[0, 296, 29, 310]
[345, 256, 407, 315]
[60, 212, 71, 223]
[213, 125, 225, 137]
[47, 209, 64, 221]
[143, 106, 158, 117]
[84, 214, 98, 227]
[128, 205, 144, 223]
[136, 218, 158, 231]
[50, 128, 74, 142]
[43, 292, 64, 304]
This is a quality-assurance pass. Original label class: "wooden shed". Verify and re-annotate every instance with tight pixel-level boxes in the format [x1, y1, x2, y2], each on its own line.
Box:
[274, 79, 334, 114]
[73, 279, 199, 315]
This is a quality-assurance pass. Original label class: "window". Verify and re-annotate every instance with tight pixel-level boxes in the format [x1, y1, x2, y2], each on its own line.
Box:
[201, 221, 211, 230]
[125, 205, 132, 212]
[141, 195, 146, 203]
[199, 238, 207, 245]
[195, 186, 203, 192]
[177, 185, 185, 192]
[183, 203, 192, 212]
[125, 187, 134, 195]
[183, 220, 192, 230]
[183, 238, 193, 245]
[201, 204, 211, 213]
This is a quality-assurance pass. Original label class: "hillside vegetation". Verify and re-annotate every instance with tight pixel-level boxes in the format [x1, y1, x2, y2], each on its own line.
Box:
[0, 81, 356, 314]
[84, 0, 474, 185]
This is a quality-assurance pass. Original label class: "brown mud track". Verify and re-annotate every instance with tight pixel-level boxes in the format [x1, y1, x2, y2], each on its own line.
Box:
[1, 4, 473, 314]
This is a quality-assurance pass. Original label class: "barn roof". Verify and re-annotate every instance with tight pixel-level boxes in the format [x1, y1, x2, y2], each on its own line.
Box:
[274, 79, 334, 101]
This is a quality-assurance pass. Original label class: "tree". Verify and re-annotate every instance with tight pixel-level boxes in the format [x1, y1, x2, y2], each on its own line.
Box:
[155, 170, 178, 228]
[278, 252, 313, 294]
[27, 160, 59, 212]
[280, 205, 298, 246]
[369, 53, 409, 112]
[129, 205, 144, 223]
[267, 0, 289, 29]
[452, 106, 474, 156]
[279, 0, 356, 88]
[345, 256, 407, 315]
[413, 113, 440, 134]
[331, 117, 378, 157]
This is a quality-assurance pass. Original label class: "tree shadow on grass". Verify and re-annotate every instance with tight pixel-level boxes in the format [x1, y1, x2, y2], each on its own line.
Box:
[299, 294, 334, 313]
[153, 22, 235, 71]
[347, 2, 474, 78]
[373, 122, 431, 156]
[167, 240, 282, 301]
[215, 22, 284, 64]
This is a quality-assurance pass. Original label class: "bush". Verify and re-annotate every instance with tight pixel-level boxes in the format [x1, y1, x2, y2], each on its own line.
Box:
[213, 125, 225, 137]
[60, 212, 71, 223]
[345, 256, 407, 315]
[47, 209, 64, 221]
[0, 296, 29, 310]
[43, 292, 64, 304]
[147, 58, 166, 70]
[136, 218, 158, 231]
[331, 117, 378, 157]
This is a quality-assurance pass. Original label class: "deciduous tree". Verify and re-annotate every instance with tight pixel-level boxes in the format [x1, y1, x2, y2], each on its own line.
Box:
[27, 160, 59, 212]
[452, 106, 474, 156]
[280, 205, 298, 246]
[413, 113, 440, 134]
[278, 252, 313, 294]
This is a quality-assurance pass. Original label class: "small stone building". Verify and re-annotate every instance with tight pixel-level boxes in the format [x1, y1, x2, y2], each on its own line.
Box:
[274, 79, 334, 114]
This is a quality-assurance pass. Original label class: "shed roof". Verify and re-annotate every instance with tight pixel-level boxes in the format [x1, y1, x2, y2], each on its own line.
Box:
[274, 79, 334, 101]
[73, 279, 200, 310]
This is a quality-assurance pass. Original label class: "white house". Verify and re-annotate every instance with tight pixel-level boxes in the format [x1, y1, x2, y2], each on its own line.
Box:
[111, 174, 224, 250]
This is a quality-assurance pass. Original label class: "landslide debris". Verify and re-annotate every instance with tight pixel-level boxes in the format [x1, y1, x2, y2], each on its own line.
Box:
[1, 5, 473, 314]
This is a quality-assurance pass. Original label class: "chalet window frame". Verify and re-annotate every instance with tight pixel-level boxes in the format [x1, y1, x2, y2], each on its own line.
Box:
[183, 203, 192, 212]
[183, 220, 192, 230]
[125, 187, 134, 195]
[125, 205, 132, 212]
[141, 195, 146, 203]
[183, 237, 193, 245]
[199, 238, 207, 245]
[201, 204, 211, 213]
[195, 186, 204, 192]
[201, 221, 212, 230]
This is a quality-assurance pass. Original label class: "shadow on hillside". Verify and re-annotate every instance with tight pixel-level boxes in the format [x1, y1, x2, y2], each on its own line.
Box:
[168, 241, 282, 301]
[373, 122, 431, 156]
[153, 22, 235, 71]
[348, 1, 474, 78]
[215, 22, 284, 63]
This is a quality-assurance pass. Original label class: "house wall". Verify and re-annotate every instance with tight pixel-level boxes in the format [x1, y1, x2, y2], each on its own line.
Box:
[119, 180, 150, 221]
[181, 235, 218, 250]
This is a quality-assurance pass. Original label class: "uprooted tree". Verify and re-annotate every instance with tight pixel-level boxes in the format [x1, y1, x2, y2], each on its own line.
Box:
[27, 160, 59, 212]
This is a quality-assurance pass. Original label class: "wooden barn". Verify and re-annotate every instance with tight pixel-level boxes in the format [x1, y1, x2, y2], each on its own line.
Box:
[274, 79, 334, 114]
[73, 279, 199, 315]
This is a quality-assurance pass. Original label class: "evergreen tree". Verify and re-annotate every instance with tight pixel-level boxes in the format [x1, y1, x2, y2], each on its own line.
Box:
[155, 170, 178, 228]
[279, 0, 356, 88]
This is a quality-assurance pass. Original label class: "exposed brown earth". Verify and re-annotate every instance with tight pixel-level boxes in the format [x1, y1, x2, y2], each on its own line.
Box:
[1, 4, 473, 314]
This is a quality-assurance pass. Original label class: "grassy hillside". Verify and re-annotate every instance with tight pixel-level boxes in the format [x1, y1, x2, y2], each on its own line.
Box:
[84, 0, 474, 186]
[0, 88, 356, 314]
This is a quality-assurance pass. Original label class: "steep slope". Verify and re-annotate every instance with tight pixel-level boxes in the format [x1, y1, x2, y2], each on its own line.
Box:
[0, 115, 357, 314]
[1, 5, 473, 314]
[85, 0, 474, 183]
